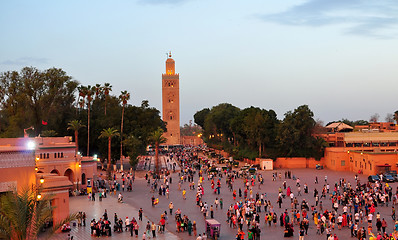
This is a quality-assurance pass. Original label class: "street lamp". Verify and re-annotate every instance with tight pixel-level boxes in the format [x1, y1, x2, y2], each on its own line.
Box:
[37, 193, 42, 200]
[40, 176, 44, 184]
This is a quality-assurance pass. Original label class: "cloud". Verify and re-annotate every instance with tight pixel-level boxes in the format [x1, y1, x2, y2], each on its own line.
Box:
[1, 57, 49, 66]
[259, 0, 398, 38]
[138, 0, 188, 5]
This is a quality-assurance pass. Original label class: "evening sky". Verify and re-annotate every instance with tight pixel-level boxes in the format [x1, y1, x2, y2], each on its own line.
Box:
[1, 0, 397, 125]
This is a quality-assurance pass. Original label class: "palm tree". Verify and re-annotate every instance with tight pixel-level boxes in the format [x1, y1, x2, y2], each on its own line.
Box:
[149, 128, 167, 174]
[95, 84, 103, 99]
[0, 186, 77, 240]
[103, 83, 112, 115]
[77, 85, 87, 114]
[119, 90, 130, 171]
[84, 85, 95, 156]
[67, 120, 86, 156]
[99, 128, 119, 179]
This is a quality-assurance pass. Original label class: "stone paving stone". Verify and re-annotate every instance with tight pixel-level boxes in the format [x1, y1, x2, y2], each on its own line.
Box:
[40, 195, 180, 240]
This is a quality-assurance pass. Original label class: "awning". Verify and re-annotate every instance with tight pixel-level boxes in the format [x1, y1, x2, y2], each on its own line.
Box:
[377, 164, 391, 167]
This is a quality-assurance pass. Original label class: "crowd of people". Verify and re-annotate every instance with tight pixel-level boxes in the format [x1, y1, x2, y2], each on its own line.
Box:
[66, 146, 398, 240]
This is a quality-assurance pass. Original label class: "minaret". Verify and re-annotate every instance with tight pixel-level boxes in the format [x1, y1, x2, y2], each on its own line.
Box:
[162, 52, 180, 145]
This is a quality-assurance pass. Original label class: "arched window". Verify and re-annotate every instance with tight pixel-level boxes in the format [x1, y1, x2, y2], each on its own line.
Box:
[82, 173, 86, 185]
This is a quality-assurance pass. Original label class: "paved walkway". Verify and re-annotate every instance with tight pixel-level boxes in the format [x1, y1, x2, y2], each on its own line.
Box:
[42, 195, 180, 240]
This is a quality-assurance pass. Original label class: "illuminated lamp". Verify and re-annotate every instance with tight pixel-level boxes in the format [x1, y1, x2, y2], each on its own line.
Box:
[40, 176, 44, 184]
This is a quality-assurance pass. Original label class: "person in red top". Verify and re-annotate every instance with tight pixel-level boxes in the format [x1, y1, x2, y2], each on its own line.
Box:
[159, 217, 166, 233]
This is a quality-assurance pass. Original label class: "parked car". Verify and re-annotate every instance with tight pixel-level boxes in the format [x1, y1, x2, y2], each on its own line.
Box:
[368, 175, 381, 183]
[386, 171, 398, 182]
[382, 174, 395, 182]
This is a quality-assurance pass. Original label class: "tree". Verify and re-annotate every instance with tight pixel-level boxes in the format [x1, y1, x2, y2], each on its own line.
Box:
[119, 90, 130, 171]
[194, 108, 210, 128]
[369, 113, 380, 123]
[99, 127, 119, 179]
[385, 113, 395, 122]
[40, 130, 57, 137]
[395, 111, 398, 124]
[277, 105, 317, 157]
[95, 84, 103, 99]
[0, 67, 78, 137]
[67, 120, 86, 155]
[103, 83, 112, 116]
[83, 85, 95, 156]
[149, 128, 167, 174]
[0, 186, 77, 240]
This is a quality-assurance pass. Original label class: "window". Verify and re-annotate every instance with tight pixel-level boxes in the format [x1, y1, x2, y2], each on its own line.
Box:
[370, 163, 372, 170]
[355, 161, 357, 167]
[46, 153, 49, 159]
[82, 173, 86, 185]
[40, 153, 42, 159]
[364, 163, 366, 169]
[54, 153, 57, 158]
[61, 152, 63, 158]
[341, 160, 345, 166]
[170, 116, 173, 120]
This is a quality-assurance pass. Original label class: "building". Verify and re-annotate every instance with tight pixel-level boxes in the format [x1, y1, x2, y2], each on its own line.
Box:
[162, 52, 181, 145]
[0, 136, 97, 225]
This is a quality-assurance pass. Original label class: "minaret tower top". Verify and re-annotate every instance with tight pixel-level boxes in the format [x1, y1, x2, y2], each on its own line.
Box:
[166, 51, 175, 75]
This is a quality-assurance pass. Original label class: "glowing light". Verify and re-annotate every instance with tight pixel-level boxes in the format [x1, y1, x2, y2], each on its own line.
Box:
[78, 163, 81, 168]
[93, 154, 98, 160]
[36, 157, 39, 161]
[27, 141, 36, 150]
[35, 166, 38, 171]
[40, 176, 44, 184]
[347, 151, 350, 154]
[37, 194, 42, 200]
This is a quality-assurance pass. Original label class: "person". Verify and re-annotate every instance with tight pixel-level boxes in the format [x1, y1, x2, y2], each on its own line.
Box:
[196, 234, 202, 240]
[187, 220, 193, 236]
[193, 220, 197, 236]
[151, 222, 156, 238]
[299, 227, 305, 240]
[169, 202, 174, 215]
[139, 208, 143, 221]
[135, 221, 139, 236]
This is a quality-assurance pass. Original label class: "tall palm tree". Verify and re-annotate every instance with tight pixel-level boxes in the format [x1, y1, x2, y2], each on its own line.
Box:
[95, 83, 103, 99]
[0, 186, 77, 240]
[119, 90, 130, 171]
[149, 128, 167, 174]
[99, 128, 119, 179]
[103, 83, 112, 115]
[84, 85, 95, 156]
[77, 85, 87, 113]
[67, 120, 86, 156]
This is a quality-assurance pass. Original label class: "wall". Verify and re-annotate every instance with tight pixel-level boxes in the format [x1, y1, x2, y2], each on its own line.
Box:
[274, 157, 324, 169]
[324, 148, 351, 172]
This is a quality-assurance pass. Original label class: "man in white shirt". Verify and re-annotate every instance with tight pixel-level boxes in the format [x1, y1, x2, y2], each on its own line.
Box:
[368, 213, 373, 225]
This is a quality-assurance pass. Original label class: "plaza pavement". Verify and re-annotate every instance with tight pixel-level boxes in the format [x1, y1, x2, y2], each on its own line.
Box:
[46, 155, 398, 239]
[42, 192, 180, 240]
[125, 165, 398, 240]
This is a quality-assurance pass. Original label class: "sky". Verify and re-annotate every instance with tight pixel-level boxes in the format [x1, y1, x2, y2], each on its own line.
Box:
[1, 0, 398, 126]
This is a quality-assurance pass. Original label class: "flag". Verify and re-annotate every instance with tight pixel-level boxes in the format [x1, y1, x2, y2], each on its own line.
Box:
[42, 120, 48, 125]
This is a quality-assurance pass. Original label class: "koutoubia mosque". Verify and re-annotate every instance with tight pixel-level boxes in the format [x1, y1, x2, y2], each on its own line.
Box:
[162, 52, 181, 145]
